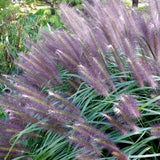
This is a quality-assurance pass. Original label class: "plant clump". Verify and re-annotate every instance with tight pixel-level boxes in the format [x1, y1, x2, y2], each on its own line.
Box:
[0, 0, 160, 159]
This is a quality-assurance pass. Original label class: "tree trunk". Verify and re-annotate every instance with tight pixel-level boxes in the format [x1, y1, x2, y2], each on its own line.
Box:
[132, 0, 139, 7]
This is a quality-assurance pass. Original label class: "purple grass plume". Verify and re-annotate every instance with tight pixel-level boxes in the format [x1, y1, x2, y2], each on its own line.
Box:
[151, 124, 160, 137]
[103, 94, 140, 134]
[68, 122, 128, 160]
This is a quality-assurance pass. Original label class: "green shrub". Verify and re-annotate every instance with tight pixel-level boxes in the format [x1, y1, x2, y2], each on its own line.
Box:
[0, 1, 64, 74]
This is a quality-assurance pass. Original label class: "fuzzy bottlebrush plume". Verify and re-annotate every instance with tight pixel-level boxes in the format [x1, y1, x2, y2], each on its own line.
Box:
[68, 122, 128, 160]
[0, 117, 44, 159]
[0, 142, 27, 160]
[118, 94, 140, 118]
[0, 117, 36, 160]
[83, 0, 160, 88]
[31, 0, 160, 96]
[59, 2, 108, 59]
[122, 37, 158, 88]
[82, 0, 129, 73]
[139, 0, 160, 61]
[0, 78, 68, 134]
[114, 94, 140, 132]
[48, 91, 82, 119]
[124, 0, 160, 83]
[16, 49, 62, 88]
[77, 54, 116, 96]
[0, 78, 128, 159]
[151, 124, 160, 137]
[40, 30, 83, 72]
[48, 91, 127, 159]
[78, 64, 109, 96]
[58, 0, 160, 93]
[76, 154, 100, 160]
[40, 28, 115, 96]
[0, 81, 77, 158]
[102, 113, 128, 135]
[59, 2, 118, 95]
[0, 119, 30, 159]
[103, 94, 140, 134]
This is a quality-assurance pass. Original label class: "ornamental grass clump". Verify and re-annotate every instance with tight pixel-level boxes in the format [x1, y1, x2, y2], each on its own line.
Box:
[1, 0, 160, 159]
[0, 79, 128, 160]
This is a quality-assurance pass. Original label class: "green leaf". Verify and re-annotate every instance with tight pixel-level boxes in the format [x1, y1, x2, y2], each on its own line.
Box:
[138, 95, 160, 110]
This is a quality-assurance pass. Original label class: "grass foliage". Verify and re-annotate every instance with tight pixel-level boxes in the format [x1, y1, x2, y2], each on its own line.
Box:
[0, 0, 160, 159]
